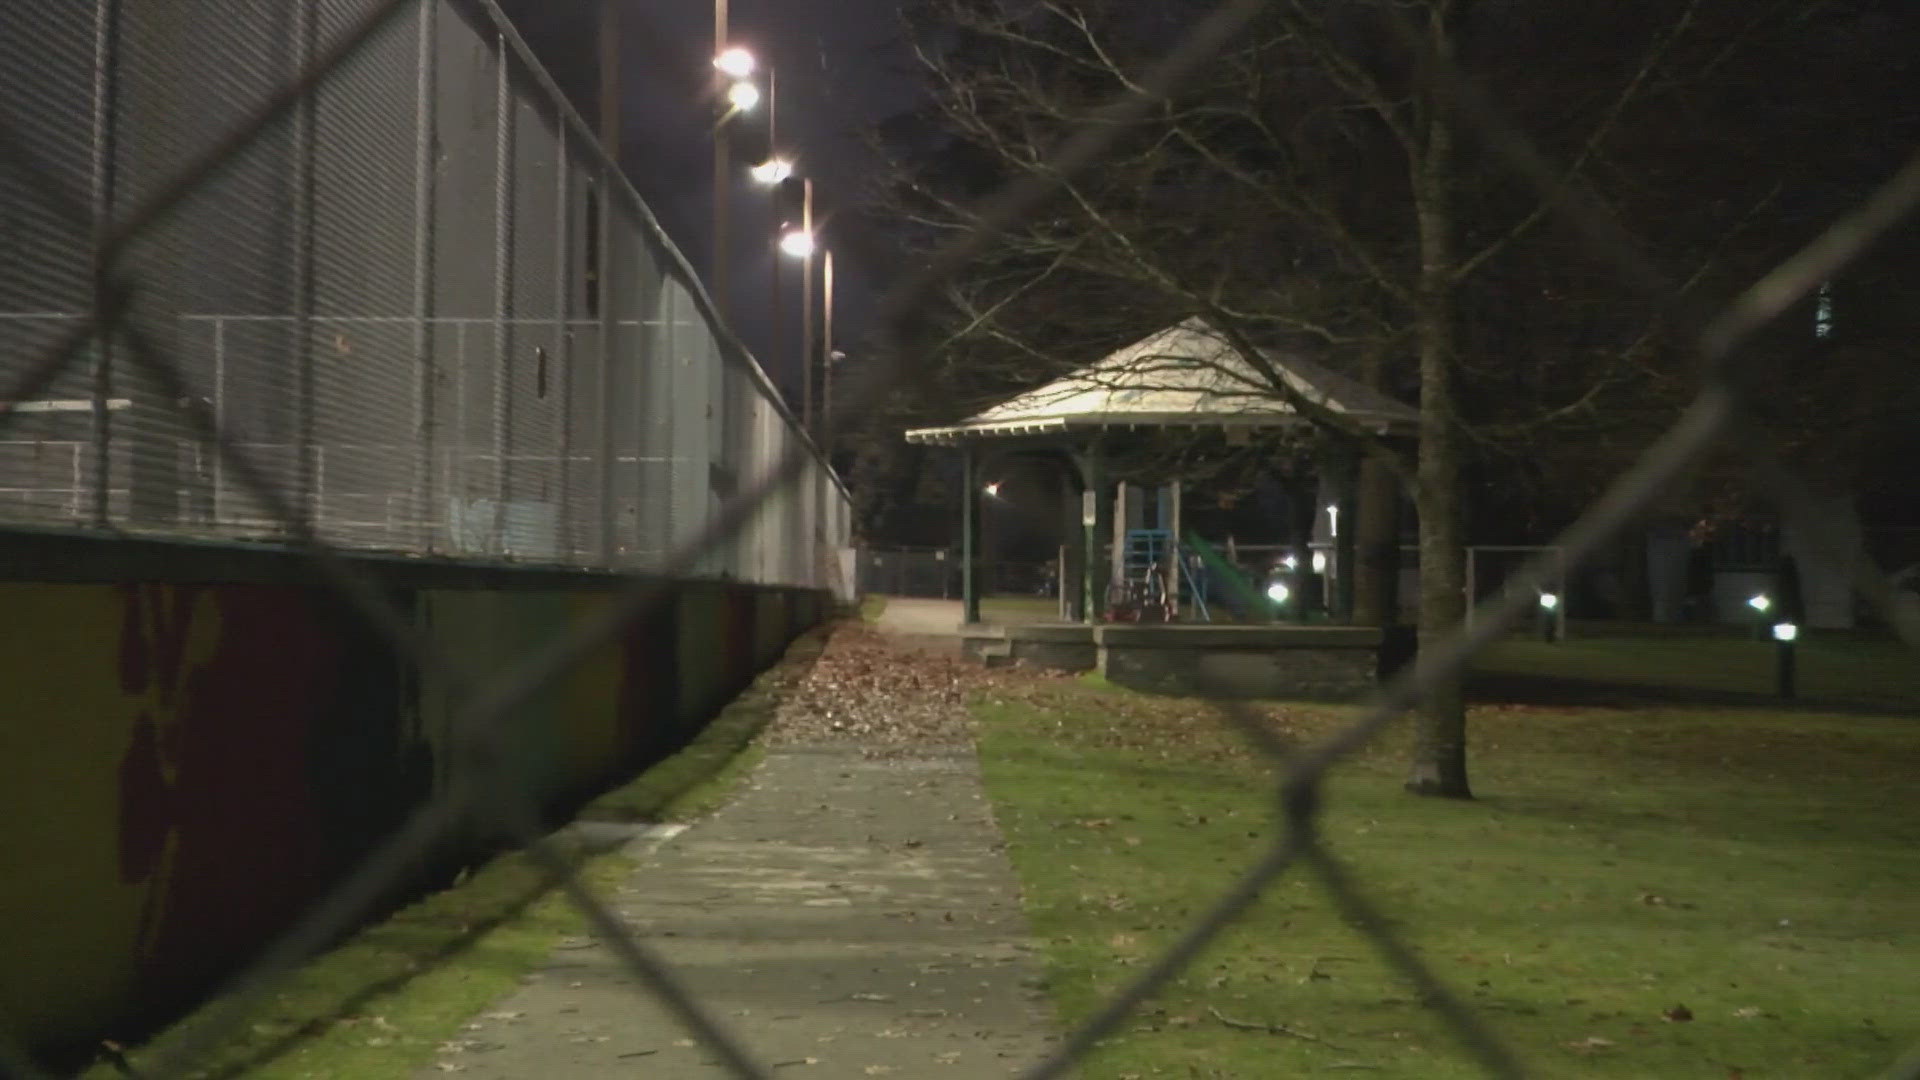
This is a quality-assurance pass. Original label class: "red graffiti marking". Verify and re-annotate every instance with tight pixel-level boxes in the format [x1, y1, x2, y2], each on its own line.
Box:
[114, 584, 331, 1004]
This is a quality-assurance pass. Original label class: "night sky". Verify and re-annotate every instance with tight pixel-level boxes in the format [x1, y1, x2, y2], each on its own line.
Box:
[496, 0, 920, 405]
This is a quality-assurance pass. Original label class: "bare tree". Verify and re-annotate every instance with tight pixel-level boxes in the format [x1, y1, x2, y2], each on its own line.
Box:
[868, 0, 1918, 796]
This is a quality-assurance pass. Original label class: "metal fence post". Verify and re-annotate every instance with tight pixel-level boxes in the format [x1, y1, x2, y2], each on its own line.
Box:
[490, 32, 516, 557]
[1464, 546, 1477, 632]
[657, 286, 677, 565]
[411, 0, 438, 553]
[1557, 545, 1569, 641]
[595, 180, 617, 566]
[553, 127, 574, 561]
[211, 316, 225, 523]
[87, 0, 119, 529]
[292, 0, 319, 535]
[641, 294, 656, 568]
[451, 319, 467, 547]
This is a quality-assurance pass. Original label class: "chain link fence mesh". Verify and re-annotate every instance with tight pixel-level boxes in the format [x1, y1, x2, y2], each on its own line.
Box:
[0, 0, 848, 580]
[2, 0, 1918, 1077]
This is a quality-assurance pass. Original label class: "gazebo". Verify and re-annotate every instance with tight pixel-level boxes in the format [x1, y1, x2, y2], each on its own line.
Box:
[906, 318, 1418, 628]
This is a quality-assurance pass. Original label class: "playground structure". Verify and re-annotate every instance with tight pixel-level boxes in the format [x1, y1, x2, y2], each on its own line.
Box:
[907, 319, 1420, 697]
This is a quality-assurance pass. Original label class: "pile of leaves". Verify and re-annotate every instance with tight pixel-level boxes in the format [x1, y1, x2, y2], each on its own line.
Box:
[764, 622, 997, 756]
[765, 619, 1349, 766]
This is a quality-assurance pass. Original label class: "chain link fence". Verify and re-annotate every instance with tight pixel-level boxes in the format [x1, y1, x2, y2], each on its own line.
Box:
[857, 547, 1058, 600]
[3, 0, 1919, 1078]
[0, 0, 849, 583]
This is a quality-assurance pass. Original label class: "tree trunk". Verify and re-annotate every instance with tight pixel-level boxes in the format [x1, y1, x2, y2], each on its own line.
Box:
[1353, 456, 1401, 626]
[1404, 12, 1471, 799]
[1352, 345, 1401, 629]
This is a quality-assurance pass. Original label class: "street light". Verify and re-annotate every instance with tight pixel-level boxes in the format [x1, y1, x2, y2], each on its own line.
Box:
[773, 175, 835, 445]
[779, 228, 816, 258]
[708, 0, 743, 320]
[726, 79, 761, 113]
[713, 46, 755, 79]
[751, 157, 793, 184]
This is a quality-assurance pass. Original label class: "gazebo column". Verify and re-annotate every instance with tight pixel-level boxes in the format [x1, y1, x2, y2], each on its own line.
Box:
[1058, 468, 1085, 622]
[1354, 444, 1404, 628]
[1167, 481, 1183, 618]
[1318, 446, 1359, 623]
[1080, 439, 1111, 624]
[961, 443, 982, 625]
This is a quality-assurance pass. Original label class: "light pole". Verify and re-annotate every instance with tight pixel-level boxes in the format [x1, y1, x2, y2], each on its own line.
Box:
[711, 29, 765, 321]
[747, 66, 796, 421]
[778, 179, 816, 436]
[820, 249, 835, 450]
[713, 2, 732, 317]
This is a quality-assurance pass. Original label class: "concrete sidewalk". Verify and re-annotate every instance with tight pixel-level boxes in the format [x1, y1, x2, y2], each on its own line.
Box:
[873, 597, 967, 637]
[420, 740, 1058, 1076]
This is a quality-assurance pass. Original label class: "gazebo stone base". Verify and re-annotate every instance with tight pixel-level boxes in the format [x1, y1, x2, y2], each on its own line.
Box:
[960, 623, 1382, 700]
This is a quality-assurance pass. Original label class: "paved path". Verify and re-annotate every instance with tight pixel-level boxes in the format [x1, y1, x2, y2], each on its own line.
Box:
[421, 742, 1058, 1076]
[873, 596, 967, 637]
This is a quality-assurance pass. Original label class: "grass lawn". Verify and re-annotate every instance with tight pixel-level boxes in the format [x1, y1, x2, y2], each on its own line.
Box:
[973, 677, 1920, 1078]
[1476, 627, 1920, 713]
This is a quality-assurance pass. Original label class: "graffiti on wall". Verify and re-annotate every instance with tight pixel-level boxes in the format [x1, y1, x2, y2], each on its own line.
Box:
[1, 575, 813, 1060]
[114, 583, 432, 1011]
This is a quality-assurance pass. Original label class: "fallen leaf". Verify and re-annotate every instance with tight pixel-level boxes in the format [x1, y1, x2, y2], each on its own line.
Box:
[1664, 1005, 1694, 1023]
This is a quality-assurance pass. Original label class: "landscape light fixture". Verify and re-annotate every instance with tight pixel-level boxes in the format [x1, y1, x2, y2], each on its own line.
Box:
[1772, 621, 1799, 699]
[713, 47, 756, 79]
[1311, 551, 1328, 574]
[750, 157, 793, 184]
[983, 482, 1001, 498]
[1282, 554, 1299, 571]
[1536, 591, 1563, 642]
[1748, 594, 1772, 613]
[1266, 581, 1291, 605]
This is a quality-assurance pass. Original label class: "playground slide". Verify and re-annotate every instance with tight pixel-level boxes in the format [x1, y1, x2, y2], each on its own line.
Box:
[1181, 532, 1269, 621]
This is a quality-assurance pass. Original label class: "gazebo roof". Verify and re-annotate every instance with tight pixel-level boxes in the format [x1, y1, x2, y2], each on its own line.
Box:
[904, 318, 1417, 444]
